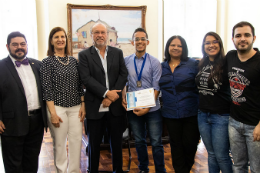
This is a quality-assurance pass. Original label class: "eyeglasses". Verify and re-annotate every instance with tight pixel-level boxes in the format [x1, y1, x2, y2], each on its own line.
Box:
[92, 31, 107, 35]
[11, 42, 27, 48]
[204, 40, 219, 45]
[133, 37, 148, 42]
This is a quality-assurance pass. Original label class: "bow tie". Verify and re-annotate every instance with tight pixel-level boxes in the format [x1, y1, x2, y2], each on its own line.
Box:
[15, 59, 29, 67]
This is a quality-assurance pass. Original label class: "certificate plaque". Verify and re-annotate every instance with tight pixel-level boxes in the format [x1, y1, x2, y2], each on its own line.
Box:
[126, 88, 156, 111]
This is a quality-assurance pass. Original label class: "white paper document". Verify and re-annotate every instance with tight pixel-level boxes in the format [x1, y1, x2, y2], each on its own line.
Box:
[0, 136, 5, 173]
[126, 88, 156, 111]
[99, 104, 109, 112]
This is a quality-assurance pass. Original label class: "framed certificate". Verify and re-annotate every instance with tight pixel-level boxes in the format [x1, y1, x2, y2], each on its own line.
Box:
[126, 88, 156, 111]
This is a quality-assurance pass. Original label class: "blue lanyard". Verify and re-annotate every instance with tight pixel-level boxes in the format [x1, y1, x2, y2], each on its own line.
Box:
[134, 53, 147, 81]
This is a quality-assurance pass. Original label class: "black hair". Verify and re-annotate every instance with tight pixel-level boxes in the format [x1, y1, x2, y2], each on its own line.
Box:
[164, 35, 188, 62]
[199, 32, 225, 83]
[132, 28, 148, 40]
[7, 31, 27, 45]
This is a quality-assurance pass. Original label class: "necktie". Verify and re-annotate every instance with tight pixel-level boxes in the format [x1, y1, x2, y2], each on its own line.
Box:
[15, 59, 29, 67]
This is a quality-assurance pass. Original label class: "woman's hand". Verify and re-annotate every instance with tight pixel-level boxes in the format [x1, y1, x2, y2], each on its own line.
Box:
[51, 113, 63, 128]
[79, 103, 86, 122]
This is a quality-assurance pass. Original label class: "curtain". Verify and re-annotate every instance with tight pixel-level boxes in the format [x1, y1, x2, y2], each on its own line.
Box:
[163, 0, 217, 58]
[0, 0, 38, 59]
[226, 0, 260, 51]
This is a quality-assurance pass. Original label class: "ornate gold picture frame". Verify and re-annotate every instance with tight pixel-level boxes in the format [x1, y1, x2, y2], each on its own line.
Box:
[67, 4, 147, 58]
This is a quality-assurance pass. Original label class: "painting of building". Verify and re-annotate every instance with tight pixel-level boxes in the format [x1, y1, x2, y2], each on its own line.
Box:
[68, 6, 146, 58]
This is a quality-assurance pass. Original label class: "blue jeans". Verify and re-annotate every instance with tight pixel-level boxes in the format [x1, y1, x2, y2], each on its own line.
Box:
[198, 110, 232, 173]
[128, 109, 166, 173]
[229, 117, 260, 173]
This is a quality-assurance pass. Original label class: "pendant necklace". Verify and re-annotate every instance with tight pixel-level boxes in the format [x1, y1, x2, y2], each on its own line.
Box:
[55, 54, 70, 66]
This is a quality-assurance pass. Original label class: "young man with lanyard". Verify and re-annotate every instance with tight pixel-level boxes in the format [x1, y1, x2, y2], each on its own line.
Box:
[227, 21, 260, 173]
[122, 28, 166, 173]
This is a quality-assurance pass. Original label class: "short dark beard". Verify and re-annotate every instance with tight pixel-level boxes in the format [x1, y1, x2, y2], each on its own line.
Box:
[236, 40, 254, 55]
[9, 48, 27, 60]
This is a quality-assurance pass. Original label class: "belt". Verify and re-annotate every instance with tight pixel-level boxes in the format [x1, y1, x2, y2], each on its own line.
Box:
[28, 109, 41, 116]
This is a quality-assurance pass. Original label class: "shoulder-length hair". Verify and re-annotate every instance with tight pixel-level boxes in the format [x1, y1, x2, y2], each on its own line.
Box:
[47, 27, 70, 56]
[164, 35, 188, 62]
[199, 32, 225, 83]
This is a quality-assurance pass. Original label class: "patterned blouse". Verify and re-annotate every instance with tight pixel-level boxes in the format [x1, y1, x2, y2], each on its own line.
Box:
[40, 55, 84, 107]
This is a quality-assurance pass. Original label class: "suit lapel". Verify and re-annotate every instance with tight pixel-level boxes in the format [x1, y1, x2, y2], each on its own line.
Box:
[106, 47, 114, 71]
[90, 46, 105, 73]
[5, 56, 25, 95]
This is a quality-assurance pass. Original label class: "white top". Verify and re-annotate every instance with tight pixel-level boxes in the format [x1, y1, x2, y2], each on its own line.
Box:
[94, 46, 109, 112]
[9, 55, 40, 111]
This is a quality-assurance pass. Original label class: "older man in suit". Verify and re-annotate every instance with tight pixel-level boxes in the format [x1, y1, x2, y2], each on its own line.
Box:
[0, 32, 47, 173]
[78, 23, 128, 173]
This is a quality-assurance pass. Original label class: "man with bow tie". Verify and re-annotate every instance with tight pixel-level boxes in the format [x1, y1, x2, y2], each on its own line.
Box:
[0, 31, 47, 173]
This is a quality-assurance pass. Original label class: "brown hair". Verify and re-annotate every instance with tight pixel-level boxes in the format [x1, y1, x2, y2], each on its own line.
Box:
[199, 32, 225, 83]
[232, 21, 255, 38]
[47, 27, 70, 56]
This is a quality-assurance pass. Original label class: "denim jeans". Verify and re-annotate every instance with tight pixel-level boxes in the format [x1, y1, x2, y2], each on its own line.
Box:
[128, 109, 166, 173]
[198, 110, 232, 173]
[229, 117, 260, 173]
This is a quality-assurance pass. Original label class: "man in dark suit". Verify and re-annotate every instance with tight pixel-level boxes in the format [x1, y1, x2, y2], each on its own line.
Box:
[78, 23, 128, 173]
[0, 31, 47, 173]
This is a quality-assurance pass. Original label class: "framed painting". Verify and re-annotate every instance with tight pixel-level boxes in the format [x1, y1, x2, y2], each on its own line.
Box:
[67, 4, 147, 59]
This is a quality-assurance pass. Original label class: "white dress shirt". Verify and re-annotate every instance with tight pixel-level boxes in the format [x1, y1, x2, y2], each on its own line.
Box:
[94, 47, 109, 112]
[10, 55, 40, 111]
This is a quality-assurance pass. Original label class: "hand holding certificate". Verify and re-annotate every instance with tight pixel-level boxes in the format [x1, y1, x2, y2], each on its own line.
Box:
[126, 88, 156, 111]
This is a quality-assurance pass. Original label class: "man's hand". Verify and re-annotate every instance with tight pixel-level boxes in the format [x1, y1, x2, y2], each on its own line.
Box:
[78, 103, 86, 122]
[51, 113, 63, 128]
[253, 122, 260, 141]
[122, 98, 127, 110]
[133, 108, 150, 116]
[0, 121, 5, 134]
[102, 98, 112, 108]
[106, 90, 121, 102]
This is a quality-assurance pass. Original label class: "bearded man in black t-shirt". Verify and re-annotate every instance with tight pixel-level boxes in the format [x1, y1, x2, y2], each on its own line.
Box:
[227, 21, 260, 173]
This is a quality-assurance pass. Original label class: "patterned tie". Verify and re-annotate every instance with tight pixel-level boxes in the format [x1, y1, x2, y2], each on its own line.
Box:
[15, 59, 29, 67]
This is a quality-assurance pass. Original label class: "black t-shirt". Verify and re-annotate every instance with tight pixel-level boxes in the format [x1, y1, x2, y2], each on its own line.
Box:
[227, 48, 260, 125]
[195, 58, 231, 114]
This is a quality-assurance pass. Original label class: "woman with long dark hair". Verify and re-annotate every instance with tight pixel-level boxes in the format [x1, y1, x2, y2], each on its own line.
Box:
[159, 35, 200, 173]
[195, 32, 232, 173]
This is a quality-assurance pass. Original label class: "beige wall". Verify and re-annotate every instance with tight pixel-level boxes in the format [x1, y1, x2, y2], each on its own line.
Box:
[36, 0, 158, 60]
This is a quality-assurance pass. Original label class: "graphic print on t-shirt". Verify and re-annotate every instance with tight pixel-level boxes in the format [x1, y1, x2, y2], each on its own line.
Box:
[228, 67, 250, 105]
[197, 64, 221, 96]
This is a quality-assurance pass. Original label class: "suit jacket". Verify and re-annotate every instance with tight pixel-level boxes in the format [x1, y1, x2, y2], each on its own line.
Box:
[78, 46, 128, 119]
[0, 56, 47, 136]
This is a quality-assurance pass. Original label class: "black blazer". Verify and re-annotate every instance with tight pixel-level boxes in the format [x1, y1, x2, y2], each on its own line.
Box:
[0, 56, 47, 136]
[78, 46, 128, 119]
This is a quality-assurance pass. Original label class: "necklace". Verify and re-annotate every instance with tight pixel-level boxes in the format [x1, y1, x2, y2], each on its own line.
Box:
[54, 54, 70, 66]
[169, 61, 180, 67]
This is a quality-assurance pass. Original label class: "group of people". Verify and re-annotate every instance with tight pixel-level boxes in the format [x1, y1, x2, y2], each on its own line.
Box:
[0, 20, 259, 173]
